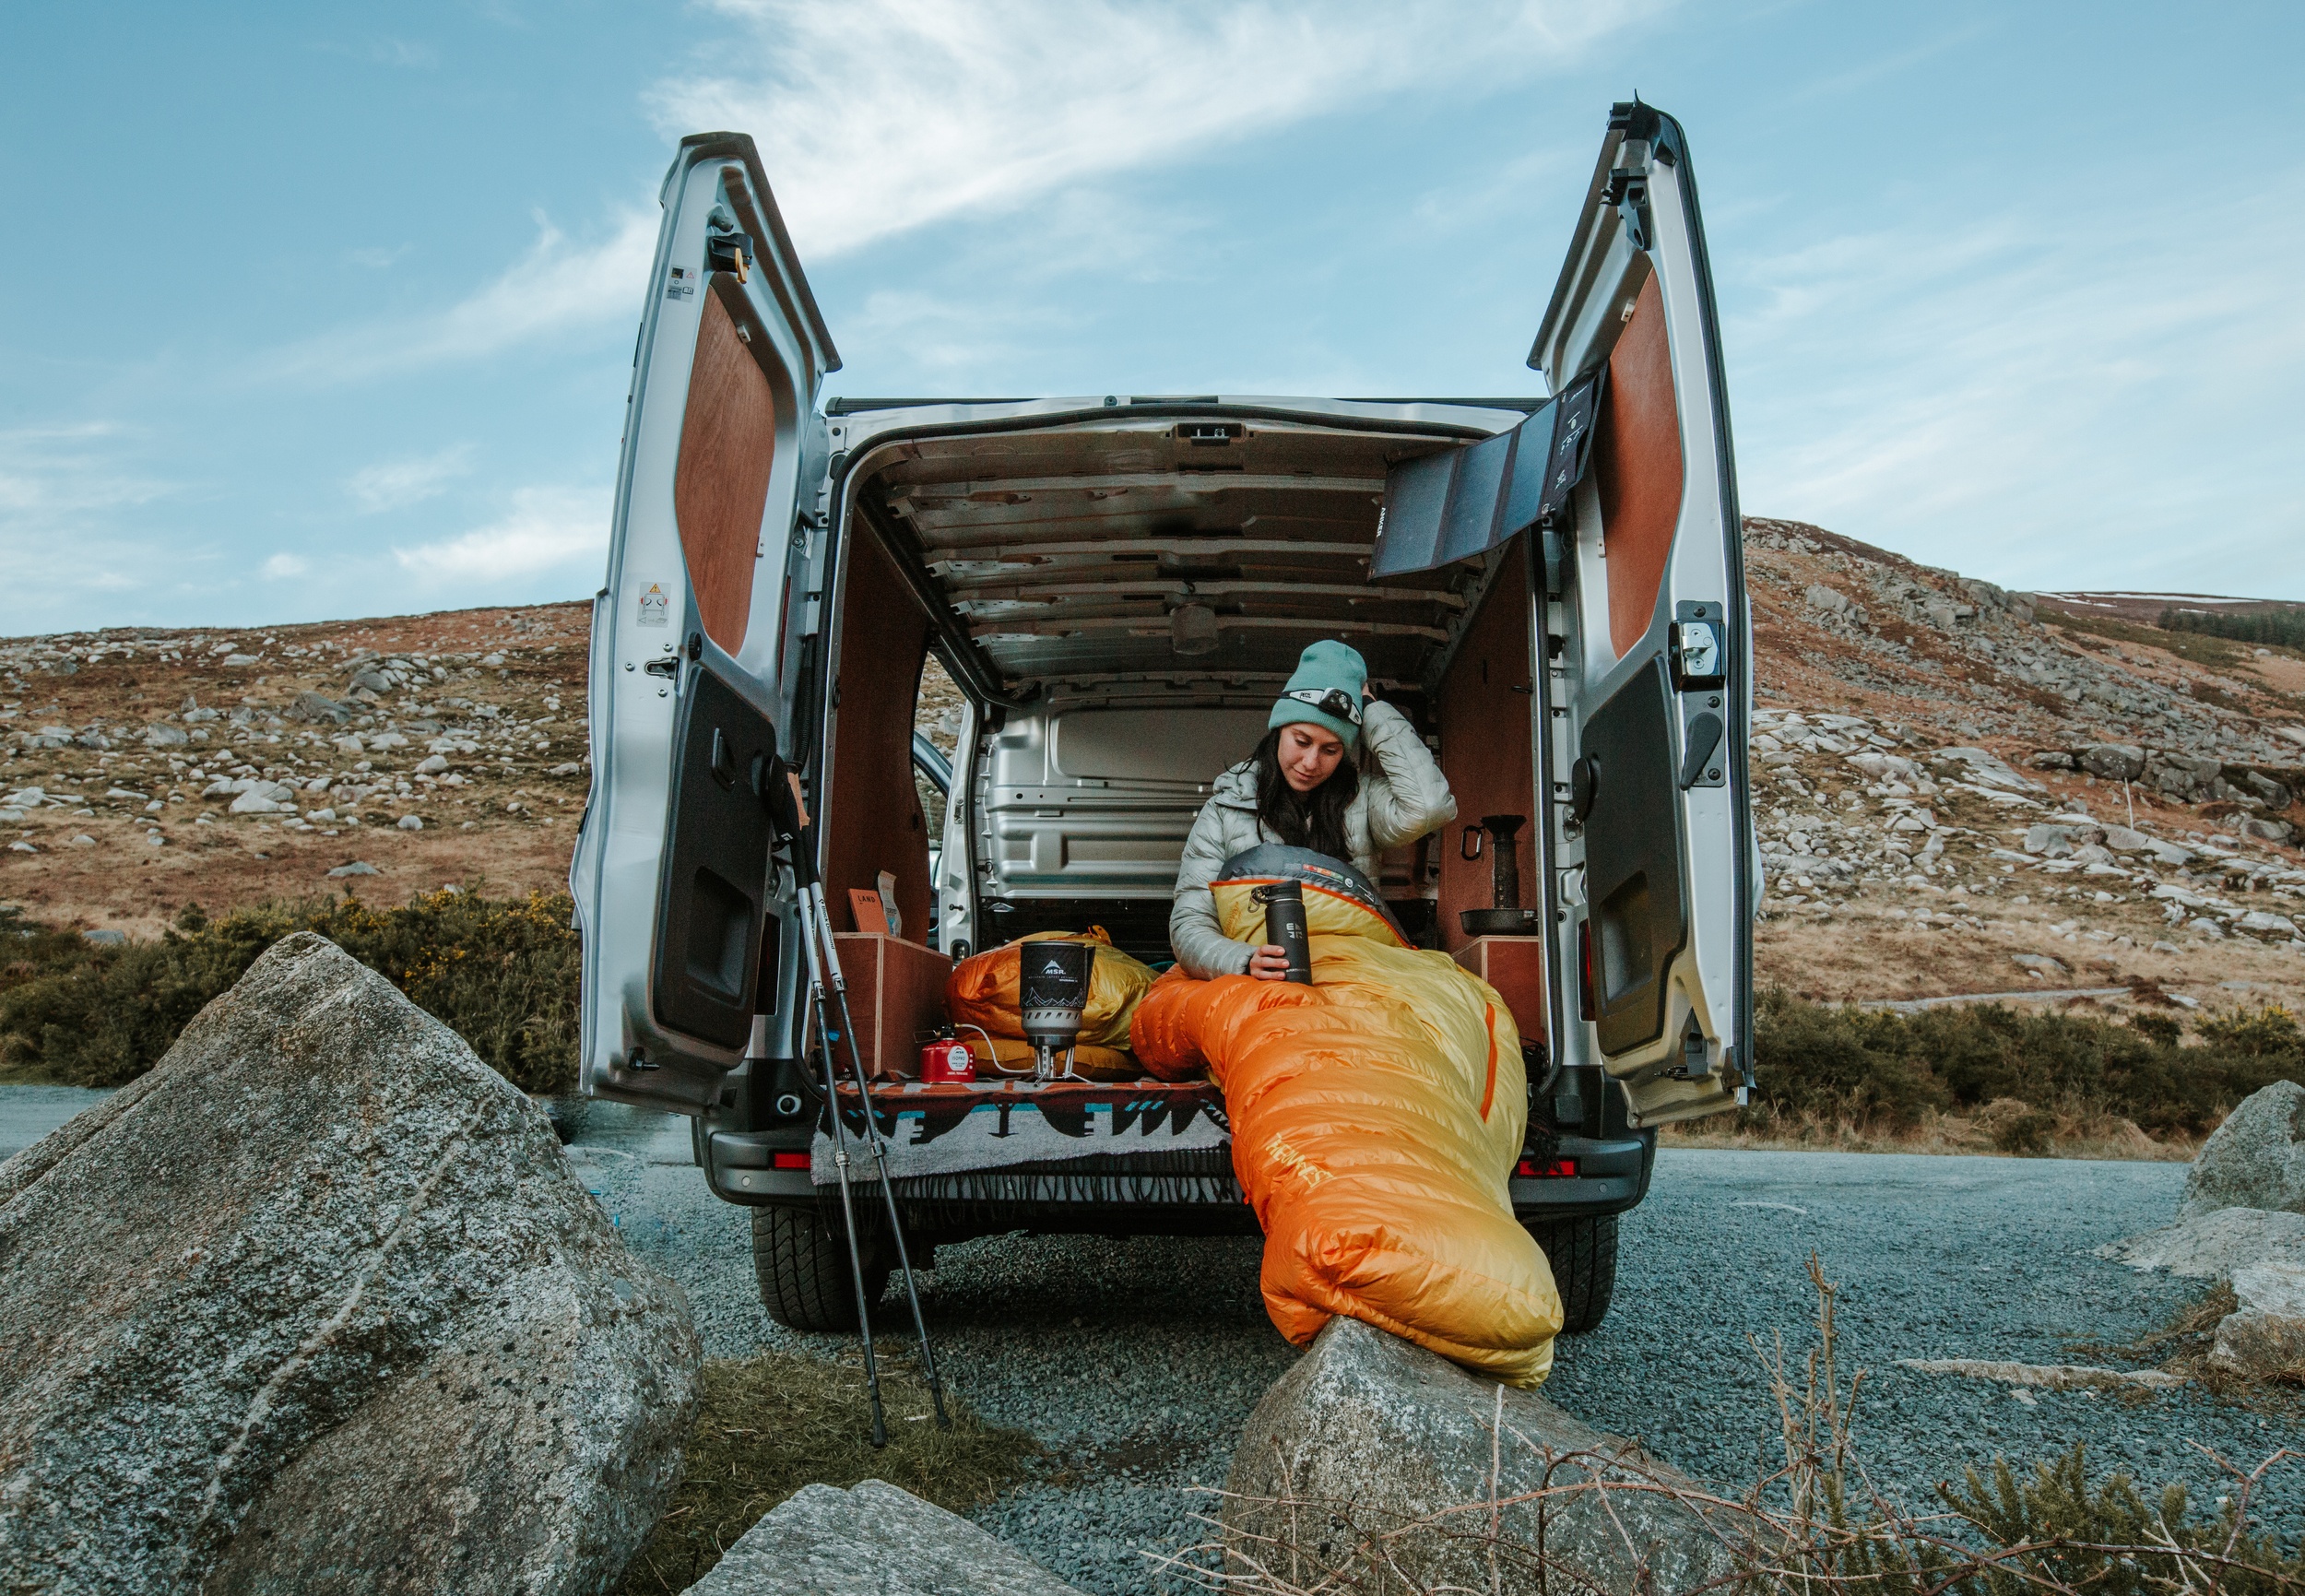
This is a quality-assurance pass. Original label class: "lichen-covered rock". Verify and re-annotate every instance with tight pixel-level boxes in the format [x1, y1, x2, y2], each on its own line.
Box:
[2207, 1263, 2305, 1384]
[2098, 1206, 2305, 1279]
[683, 1480, 1083, 1596]
[0, 932, 698, 1595]
[2079, 742, 2145, 781]
[1223, 1317, 1727, 1595]
[2182, 1081, 2305, 1219]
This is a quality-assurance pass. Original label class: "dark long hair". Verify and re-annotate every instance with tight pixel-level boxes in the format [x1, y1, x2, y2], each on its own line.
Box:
[1252, 727, 1360, 862]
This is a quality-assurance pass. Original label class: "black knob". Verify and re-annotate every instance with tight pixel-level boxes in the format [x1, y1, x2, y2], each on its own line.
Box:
[1570, 754, 1601, 822]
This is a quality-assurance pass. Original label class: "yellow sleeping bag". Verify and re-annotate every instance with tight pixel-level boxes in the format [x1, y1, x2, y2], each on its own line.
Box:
[1130, 847, 1561, 1386]
[943, 928, 1157, 1050]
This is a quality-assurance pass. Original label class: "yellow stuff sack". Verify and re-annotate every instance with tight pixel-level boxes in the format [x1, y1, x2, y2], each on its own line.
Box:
[1129, 846, 1561, 1387]
[943, 928, 1157, 1050]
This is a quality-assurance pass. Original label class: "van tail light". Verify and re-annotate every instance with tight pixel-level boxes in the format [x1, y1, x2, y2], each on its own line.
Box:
[772, 1152, 810, 1170]
[1516, 1157, 1578, 1178]
[1578, 920, 1596, 1022]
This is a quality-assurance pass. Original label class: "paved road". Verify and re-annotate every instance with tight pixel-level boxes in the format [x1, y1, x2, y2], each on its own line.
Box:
[0, 1086, 113, 1162]
[9, 1091, 2296, 1593]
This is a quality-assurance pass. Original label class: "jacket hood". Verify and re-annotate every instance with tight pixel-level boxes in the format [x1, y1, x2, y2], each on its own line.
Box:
[1210, 761, 1259, 809]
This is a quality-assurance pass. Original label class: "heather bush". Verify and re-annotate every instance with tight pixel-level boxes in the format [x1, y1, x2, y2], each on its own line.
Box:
[0, 890, 579, 1093]
[1747, 988, 2305, 1142]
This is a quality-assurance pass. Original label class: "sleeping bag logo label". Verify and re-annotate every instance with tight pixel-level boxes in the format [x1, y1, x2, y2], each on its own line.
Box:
[636, 581, 670, 627]
[1264, 1132, 1330, 1191]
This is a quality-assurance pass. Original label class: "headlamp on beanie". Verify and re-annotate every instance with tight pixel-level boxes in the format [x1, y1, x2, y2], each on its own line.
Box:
[1268, 640, 1370, 749]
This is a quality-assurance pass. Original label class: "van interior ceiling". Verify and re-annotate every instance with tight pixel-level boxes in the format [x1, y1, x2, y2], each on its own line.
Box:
[817, 414, 1547, 970]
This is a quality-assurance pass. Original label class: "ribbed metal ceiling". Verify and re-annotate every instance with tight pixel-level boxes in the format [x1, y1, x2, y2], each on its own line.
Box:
[864, 420, 1489, 697]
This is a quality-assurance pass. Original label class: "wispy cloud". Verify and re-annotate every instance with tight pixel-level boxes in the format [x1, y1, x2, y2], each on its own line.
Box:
[648, 0, 1664, 258]
[365, 37, 439, 69]
[348, 444, 473, 513]
[0, 422, 173, 521]
[346, 243, 412, 270]
[261, 553, 311, 579]
[1727, 163, 2305, 595]
[316, 35, 441, 70]
[256, 209, 657, 383]
[393, 485, 608, 583]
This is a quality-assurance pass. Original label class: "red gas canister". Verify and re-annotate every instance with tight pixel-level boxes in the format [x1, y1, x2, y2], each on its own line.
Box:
[918, 1037, 976, 1083]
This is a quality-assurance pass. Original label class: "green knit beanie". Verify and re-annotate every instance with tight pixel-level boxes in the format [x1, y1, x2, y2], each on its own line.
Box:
[1269, 640, 1368, 749]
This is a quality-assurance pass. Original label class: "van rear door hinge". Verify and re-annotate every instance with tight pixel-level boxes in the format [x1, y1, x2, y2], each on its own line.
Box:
[1604, 142, 1654, 252]
[1668, 1016, 1711, 1080]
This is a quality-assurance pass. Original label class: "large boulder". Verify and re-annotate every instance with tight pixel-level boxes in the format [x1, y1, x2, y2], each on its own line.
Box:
[2098, 1206, 2305, 1279]
[2182, 1081, 2305, 1219]
[682, 1480, 1084, 1595]
[0, 933, 699, 1594]
[1223, 1317, 1728, 1595]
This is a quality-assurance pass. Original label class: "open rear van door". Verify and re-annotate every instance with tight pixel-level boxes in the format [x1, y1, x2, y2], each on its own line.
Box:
[1535, 102, 1752, 1125]
[570, 133, 840, 1112]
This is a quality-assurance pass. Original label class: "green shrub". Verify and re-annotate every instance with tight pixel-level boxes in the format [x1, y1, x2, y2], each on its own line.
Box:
[2196, 1002, 2305, 1058]
[1937, 1445, 2303, 1595]
[0, 890, 580, 1093]
[2158, 603, 2305, 651]
[1748, 989, 2305, 1139]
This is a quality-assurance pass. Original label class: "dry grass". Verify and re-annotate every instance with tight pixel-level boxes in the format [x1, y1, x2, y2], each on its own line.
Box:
[2074, 1283, 2305, 1417]
[1171, 1259, 2305, 1595]
[1663, 1102, 2199, 1163]
[610, 1348, 1041, 1595]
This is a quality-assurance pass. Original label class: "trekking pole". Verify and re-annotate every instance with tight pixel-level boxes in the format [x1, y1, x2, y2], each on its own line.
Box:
[790, 885, 890, 1448]
[803, 873, 951, 1430]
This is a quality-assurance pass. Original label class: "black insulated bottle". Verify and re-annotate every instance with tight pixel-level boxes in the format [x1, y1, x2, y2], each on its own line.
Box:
[1261, 881, 1314, 985]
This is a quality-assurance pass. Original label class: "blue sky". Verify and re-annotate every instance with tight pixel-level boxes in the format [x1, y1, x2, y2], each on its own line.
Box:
[4, 1, 2300, 636]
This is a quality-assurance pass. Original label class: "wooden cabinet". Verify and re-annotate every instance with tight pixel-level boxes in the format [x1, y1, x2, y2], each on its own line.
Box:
[1452, 935, 1548, 1047]
[831, 934, 954, 1079]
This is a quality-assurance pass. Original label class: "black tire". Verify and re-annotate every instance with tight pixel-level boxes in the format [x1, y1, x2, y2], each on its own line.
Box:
[1528, 1212, 1619, 1334]
[752, 1205, 887, 1333]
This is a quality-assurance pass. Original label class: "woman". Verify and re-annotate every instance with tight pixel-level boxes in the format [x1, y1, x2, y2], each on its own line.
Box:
[1170, 640, 1456, 979]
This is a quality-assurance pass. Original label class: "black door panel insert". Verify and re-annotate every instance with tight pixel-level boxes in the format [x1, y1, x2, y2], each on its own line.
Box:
[1579, 656, 1687, 1054]
[652, 663, 779, 1049]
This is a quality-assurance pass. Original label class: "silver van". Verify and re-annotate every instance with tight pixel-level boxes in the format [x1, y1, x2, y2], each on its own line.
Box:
[571, 102, 1755, 1337]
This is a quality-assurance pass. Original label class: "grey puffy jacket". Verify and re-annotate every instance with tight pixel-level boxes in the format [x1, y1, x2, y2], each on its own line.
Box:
[1168, 701, 1456, 979]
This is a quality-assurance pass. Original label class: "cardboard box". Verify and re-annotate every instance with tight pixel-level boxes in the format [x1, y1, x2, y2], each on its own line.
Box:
[1453, 935, 1549, 1046]
[832, 933, 953, 1079]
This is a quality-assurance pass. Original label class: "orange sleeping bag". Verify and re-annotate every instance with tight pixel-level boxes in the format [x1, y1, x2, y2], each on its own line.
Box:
[1131, 849, 1561, 1387]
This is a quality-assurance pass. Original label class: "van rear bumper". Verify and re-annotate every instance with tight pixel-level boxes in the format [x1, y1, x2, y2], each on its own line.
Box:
[705, 1133, 1655, 1236]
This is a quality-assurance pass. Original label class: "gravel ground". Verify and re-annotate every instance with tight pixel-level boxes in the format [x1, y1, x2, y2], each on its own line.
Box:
[561, 1108, 2305, 1592]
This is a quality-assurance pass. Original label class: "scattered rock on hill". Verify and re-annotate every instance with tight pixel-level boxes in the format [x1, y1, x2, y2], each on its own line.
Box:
[0, 932, 698, 1594]
[683, 1479, 1085, 1596]
[2182, 1080, 2305, 1218]
[1223, 1317, 1726, 1595]
[286, 690, 351, 726]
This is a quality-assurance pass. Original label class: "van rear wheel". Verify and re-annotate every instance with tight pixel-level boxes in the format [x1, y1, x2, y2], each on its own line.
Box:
[752, 1205, 887, 1333]
[1528, 1213, 1618, 1334]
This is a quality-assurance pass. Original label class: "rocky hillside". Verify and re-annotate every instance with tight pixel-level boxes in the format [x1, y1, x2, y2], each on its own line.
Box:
[0, 605, 590, 936]
[1740, 518, 2303, 1009]
[1, 520, 2299, 1011]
